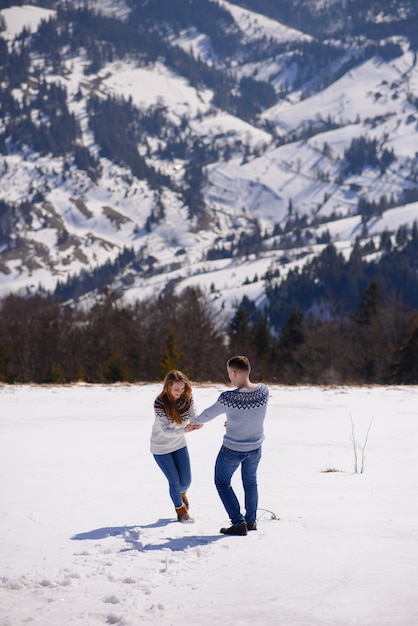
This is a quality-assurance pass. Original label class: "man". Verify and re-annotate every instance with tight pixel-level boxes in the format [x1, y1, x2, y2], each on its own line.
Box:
[187, 356, 269, 536]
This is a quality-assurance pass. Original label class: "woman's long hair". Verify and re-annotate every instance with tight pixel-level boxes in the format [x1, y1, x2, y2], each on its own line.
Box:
[159, 370, 193, 424]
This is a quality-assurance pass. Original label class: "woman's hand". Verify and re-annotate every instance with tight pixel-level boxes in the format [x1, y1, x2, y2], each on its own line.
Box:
[185, 423, 203, 432]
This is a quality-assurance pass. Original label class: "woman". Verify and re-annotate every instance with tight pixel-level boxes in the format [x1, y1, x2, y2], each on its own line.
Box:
[150, 370, 201, 522]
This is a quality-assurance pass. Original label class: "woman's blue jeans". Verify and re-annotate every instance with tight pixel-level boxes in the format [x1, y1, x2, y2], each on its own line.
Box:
[153, 446, 191, 509]
[214, 444, 262, 526]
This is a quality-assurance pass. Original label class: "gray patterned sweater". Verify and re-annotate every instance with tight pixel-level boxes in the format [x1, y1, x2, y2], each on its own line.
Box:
[194, 383, 269, 452]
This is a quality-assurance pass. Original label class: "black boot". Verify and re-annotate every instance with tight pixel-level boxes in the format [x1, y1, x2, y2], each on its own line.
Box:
[246, 521, 257, 531]
[220, 522, 247, 536]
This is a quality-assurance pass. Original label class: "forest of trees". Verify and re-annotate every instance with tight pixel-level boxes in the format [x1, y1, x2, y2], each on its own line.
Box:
[0, 287, 228, 385]
[264, 225, 418, 331]
[1, 275, 418, 386]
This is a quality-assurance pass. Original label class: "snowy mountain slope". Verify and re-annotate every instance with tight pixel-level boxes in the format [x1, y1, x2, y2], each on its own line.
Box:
[208, 46, 418, 222]
[0, 1, 418, 318]
[217, 0, 312, 46]
[0, 4, 55, 40]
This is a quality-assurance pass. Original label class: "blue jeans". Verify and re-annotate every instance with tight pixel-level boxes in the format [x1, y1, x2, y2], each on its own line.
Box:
[153, 446, 191, 509]
[214, 445, 262, 526]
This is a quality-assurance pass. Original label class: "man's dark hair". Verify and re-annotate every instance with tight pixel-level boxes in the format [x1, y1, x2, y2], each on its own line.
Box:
[227, 355, 251, 372]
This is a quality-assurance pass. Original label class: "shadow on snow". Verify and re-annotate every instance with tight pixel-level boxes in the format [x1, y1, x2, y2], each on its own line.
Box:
[71, 520, 226, 552]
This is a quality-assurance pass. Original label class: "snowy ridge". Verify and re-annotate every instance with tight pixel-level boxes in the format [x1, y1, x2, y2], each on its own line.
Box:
[218, 0, 312, 45]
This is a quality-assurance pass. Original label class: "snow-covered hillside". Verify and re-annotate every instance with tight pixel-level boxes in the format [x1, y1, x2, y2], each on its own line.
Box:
[1, 1, 418, 318]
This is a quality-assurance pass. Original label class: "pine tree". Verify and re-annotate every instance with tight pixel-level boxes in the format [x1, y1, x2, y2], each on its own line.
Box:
[0, 345, 10, 382]
[101, 352, 131, 383]
[390, 317, 418, 384]
[159, 329, 186, 379]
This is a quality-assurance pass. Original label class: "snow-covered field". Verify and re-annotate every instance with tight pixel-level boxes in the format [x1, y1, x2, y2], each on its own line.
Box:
[1, 383, 417, 625]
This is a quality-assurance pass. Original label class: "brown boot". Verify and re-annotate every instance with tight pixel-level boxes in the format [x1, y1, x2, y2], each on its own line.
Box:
[175, 504, 193, 523]
[181, 492, 189, 509]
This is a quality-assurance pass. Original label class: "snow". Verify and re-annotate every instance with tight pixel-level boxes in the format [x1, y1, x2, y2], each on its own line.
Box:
[102, 61, 213, 118]
[1, 383, 418, 625]
[263, 50, 417, 131]
[189, 111, 272, 149]
[0, 5, 55, 40]
[218, 0, 312, 45]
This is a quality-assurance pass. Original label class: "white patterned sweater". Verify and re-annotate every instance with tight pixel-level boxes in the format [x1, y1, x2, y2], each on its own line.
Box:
[150, 396, 197, 455]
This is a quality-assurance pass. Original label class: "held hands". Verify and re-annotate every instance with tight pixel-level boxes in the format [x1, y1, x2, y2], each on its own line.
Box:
[185, 423, 203, 432]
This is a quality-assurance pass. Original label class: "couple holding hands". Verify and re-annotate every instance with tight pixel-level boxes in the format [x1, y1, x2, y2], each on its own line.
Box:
[150, 356, 269, 536]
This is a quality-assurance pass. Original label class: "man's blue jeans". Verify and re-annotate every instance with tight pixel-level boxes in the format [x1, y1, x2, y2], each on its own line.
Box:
[214, 445, 262, 526]
[153, 446, 191, 509]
